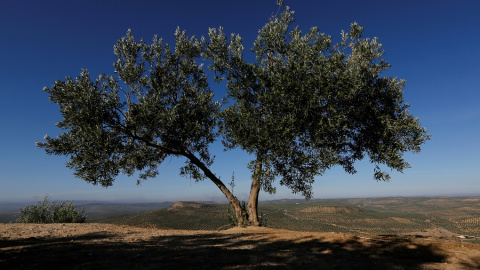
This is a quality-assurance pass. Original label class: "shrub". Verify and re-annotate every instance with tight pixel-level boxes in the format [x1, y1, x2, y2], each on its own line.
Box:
[227, 200, 248, 227]
[16, 196, 87, 223]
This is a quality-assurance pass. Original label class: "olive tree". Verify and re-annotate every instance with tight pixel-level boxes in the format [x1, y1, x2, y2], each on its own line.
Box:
[38, 4, 429, 227]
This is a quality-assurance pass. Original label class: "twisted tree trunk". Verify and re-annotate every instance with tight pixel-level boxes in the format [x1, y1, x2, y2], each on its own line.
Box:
[184, 150, 247, 226]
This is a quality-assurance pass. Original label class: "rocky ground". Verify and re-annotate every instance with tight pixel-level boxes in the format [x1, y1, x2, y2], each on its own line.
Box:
[1, 223, 480, 269]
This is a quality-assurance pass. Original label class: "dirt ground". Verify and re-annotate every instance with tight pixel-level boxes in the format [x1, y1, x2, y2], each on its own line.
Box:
[1, 223, 480, 269]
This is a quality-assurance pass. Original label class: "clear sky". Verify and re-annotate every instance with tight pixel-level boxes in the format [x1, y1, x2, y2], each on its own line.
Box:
[1, 0, 479, 204]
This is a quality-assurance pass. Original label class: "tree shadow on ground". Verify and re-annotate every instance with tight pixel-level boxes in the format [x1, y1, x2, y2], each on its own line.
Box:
[0, 231, 449, 269]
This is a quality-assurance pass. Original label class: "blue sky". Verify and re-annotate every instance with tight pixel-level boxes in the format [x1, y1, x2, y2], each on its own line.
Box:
[1, 0, 479, 204]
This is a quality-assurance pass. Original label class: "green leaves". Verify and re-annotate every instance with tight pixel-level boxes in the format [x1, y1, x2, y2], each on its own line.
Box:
[39, 28, 220, 186]
[16, 196, 87, 223]
[204, 5, 430, 198]
[114, 29, 146, 87]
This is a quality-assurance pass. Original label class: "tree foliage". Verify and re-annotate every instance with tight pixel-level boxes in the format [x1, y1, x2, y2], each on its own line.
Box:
[204, 6, 429, 201]
[38, 29, 220, 186]
[38, 3, 429, 226]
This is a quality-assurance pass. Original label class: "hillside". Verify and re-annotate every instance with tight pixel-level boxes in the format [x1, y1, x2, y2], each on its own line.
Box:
[109, 197, 480, 242]
[2, 197, 480, 269]
[2, 196, 480, 241]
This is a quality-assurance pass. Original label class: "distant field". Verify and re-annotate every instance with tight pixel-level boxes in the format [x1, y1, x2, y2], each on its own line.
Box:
[0, 213, 17, 223]
[82, 202, 173, 222]
[0, 202, 174, 223]
[106, 196, 480, 239]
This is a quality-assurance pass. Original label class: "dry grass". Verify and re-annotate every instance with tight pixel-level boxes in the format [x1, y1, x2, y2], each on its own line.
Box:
[1, 223, 480, 269]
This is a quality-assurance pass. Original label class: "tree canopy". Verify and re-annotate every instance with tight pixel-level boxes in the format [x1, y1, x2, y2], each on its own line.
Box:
[38, 3, 429, 226]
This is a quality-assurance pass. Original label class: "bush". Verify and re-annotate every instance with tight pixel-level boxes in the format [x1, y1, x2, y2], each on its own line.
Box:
[227, 200, 248, 227]
[16, 196, 87, 223]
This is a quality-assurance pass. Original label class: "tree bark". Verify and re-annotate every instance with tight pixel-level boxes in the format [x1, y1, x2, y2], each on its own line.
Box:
[247, 158, 262, 226]
[183, 150, 247, 226]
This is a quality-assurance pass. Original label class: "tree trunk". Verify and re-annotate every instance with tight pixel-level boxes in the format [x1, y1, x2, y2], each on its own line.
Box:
[247, 158, 262, 226]
[183, 150, 247, 227]
[230, 197, 247, 227]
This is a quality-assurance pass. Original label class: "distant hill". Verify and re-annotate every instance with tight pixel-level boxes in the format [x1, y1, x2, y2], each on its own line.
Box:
[82, 202, 174, 222]
[110, 201, 231, 230]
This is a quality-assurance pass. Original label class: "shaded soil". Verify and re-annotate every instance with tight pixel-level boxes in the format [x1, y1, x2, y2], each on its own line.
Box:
[1, 223, 480, 269]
